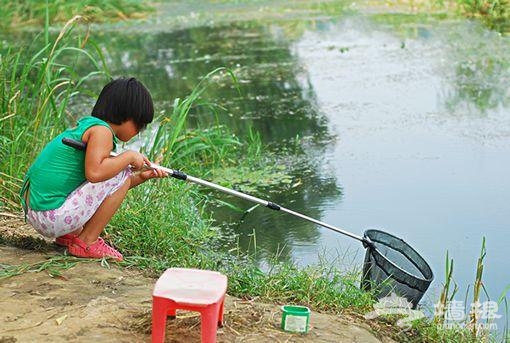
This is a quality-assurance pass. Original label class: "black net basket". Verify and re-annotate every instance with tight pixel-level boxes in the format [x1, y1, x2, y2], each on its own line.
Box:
[361, 229, 433, 308]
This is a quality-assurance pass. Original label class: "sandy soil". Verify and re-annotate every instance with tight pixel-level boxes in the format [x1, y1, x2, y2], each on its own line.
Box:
[0, 215, 395, 343]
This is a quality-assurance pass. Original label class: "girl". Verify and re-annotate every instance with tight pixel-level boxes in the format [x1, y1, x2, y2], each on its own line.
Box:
[20, 78, 167, 261]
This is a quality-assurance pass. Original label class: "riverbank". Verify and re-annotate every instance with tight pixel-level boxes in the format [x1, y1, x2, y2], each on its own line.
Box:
[0, 215, 395, 343]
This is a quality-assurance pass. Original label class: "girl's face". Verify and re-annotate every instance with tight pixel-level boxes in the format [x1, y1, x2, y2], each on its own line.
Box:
[115, 119, 140, 142]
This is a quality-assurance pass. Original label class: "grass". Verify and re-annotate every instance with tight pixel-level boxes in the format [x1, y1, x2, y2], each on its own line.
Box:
[0, 0, 153, 30]
[114, 198, 375, 313]
[434, 251, 458, 325]
[469, 237, 487, 336]
[0, 255, 80, 280]
[369, 0, 509, 33]
[225, 254, 374, 312]
[0, 15, 109, 210]
[398, 238, 509, 343]
[454, 0, 509, 31]
[432, 0, 510, 32]
[141, 67, 242, 171]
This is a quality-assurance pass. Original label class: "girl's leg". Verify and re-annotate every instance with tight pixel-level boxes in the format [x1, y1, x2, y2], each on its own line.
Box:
[26, 168, 131, 258]
[68, 171, 132, 261]
[78, 176, 131, 245]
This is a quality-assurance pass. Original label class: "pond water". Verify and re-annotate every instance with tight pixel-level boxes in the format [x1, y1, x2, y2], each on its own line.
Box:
[8, 1, 510, 329]
[97, 5, 508, 321]
[122, 11, 507, 327]
[133, 11, 510, 328]
[108, 12, 509, 308]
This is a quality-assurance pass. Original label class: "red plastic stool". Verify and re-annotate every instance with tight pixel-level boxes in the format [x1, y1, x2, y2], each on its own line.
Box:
[151, 268, 228, 343]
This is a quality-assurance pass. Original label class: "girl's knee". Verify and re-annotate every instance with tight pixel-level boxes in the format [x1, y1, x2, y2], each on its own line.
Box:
[108, 168, 132, 194]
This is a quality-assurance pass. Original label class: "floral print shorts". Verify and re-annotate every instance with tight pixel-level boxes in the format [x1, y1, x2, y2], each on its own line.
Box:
[26, 168, 131, 238]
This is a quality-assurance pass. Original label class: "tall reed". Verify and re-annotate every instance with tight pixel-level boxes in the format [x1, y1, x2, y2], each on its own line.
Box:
[0, 16, 109, 210]
[142, 67, 241, 171]
[434, 250, 458, 325]
[469, 237, 486, 336]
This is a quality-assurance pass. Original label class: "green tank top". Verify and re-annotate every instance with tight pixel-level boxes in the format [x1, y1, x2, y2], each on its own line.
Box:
[20, 116, 118, 211]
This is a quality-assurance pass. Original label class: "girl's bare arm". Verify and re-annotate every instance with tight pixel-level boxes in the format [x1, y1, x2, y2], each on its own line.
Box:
[82, 126, 148, 183]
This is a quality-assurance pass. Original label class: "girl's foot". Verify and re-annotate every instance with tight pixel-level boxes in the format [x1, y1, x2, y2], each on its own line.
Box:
[55, 233, 77, 247]
[68, 237, 123, 261]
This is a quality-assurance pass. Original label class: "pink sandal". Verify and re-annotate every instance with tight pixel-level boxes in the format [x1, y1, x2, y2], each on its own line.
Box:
[68, 237, 123, 261]
[55, 233, 77, 247]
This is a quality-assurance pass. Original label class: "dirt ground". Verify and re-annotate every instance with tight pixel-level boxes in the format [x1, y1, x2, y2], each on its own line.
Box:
[0, 214, 396, 343]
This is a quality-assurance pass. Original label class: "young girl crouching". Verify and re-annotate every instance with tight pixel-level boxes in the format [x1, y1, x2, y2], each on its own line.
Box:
[21, 78, 167, 261]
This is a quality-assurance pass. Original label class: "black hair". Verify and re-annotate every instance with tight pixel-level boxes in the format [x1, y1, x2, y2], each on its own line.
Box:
[91, 77, 154, 130]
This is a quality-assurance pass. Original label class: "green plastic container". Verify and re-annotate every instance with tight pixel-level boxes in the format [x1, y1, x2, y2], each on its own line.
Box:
[281, 305, 311, 333]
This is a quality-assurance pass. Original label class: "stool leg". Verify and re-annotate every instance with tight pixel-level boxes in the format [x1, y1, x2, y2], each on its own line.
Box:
[217, 297, 225, 328]
[167, 306, 176, 320]
[201, 306, 219, 343]
[152, 297, 170, 343]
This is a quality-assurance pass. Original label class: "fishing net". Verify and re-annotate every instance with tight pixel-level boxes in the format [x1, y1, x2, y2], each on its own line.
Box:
[361, 229, 433, 308]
